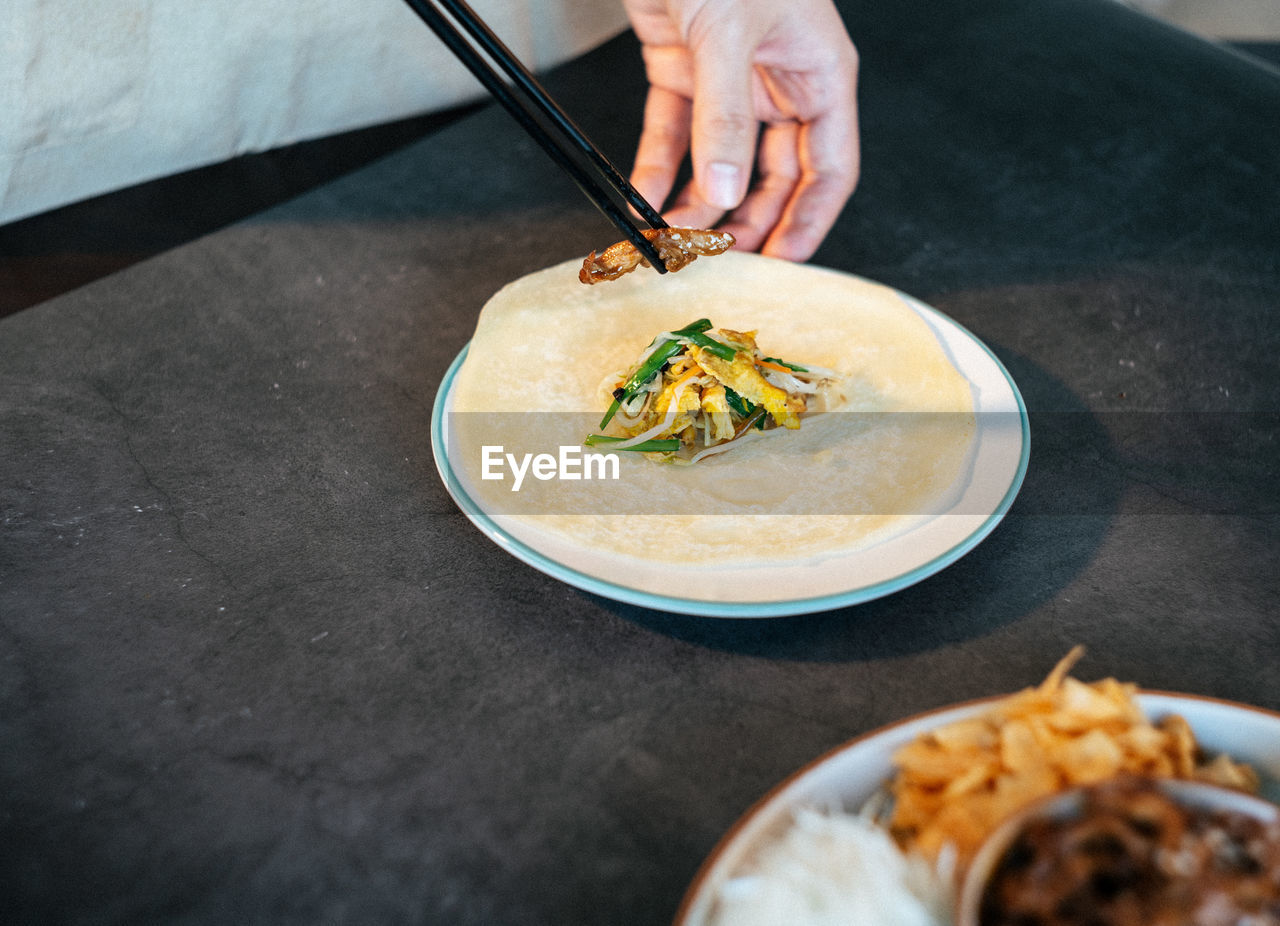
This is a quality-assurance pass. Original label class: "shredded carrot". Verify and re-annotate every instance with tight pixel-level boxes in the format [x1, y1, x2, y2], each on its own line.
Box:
[669, 356, 704, 378]
[757, 359, 793, 373]
[671, 367, 701, 392]
[657, 368, 702, 418]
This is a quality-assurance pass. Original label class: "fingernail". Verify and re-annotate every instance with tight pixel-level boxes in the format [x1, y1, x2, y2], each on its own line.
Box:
[706, 162, 742, 210]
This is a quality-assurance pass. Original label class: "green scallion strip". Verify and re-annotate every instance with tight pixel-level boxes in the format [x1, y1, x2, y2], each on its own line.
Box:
[723, 387, 766, 431]
[598, 319, 718, 430]
[723, 387, 754, 419]
[597, 341, 680, 429]
[677, 331, 736, 361]
[672, 318, 715, 336]
[584, 435, 681, 453]
[762, 356, 808, 372]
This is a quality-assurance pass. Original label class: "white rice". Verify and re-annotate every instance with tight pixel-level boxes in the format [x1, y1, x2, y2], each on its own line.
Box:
[708, 808, 953, 926]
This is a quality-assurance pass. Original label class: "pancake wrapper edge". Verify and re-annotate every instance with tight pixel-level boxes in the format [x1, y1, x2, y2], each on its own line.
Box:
[448, 251, 975, 567]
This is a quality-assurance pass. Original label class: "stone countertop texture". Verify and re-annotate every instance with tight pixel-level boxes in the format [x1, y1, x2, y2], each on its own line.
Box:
[2, 0, 1278, 922]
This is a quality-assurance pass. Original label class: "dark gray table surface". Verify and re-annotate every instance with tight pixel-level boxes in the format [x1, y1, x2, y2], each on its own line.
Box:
[3, 0, 1278, 922]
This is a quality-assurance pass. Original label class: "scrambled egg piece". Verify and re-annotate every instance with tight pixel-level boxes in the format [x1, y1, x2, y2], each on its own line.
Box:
[644, 372, 702, 437]
[699, 383, 736, 442]
[688, 331, 803, 429]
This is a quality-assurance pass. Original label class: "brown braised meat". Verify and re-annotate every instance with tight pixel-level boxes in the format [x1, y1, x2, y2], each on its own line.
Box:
[981, 777, 1280, 926]
[578, 227, 734, 284]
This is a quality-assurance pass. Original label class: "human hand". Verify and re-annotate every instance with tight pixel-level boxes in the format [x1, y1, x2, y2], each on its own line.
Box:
[621, 0, 860, 261]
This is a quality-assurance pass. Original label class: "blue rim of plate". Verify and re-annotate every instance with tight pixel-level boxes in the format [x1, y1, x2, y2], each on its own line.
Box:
[430, 297, 1029, 617]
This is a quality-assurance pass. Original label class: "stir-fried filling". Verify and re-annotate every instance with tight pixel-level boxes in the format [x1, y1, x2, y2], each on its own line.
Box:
[584, 319, 835, 463]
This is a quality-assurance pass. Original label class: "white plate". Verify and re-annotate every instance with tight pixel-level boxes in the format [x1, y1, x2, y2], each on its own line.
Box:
[673, 692, 1280, 925]
[431, 289, 1029, 617]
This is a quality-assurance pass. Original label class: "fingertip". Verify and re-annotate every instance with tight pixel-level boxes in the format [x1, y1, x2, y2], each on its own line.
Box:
[628, 166, 670, 216]
[660, 196, 726, 233]
[704, 161, 745, 211]
[760, 217, 825, 262]
[760, 235, 818, 263]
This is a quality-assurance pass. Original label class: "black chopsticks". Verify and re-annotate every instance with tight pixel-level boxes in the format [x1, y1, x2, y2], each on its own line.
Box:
[402, 0, 669, 272]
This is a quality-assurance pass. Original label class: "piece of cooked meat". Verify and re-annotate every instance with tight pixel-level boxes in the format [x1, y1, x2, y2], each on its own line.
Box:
[579, 227, 735, 284]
